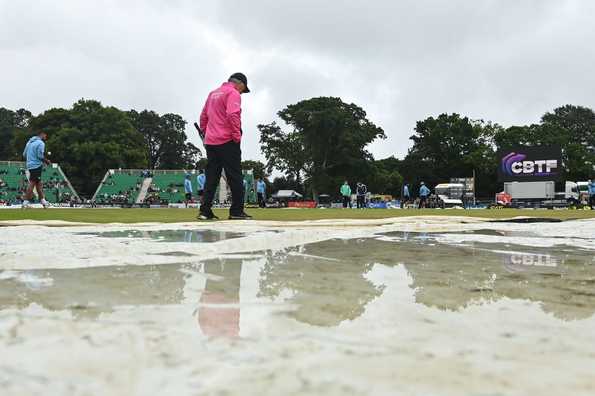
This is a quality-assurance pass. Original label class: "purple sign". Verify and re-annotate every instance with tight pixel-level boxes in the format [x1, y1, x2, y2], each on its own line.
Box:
[497, 146, 562, 182]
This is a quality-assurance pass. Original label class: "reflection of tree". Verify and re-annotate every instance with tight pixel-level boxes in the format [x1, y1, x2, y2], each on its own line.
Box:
[0, 264, 186, 319]
[259, 235, 595, 323]
[258, 239, 383, 327]
[377, 235, 595, 321]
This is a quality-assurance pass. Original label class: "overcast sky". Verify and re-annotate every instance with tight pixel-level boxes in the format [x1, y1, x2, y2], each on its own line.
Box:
[1, 0, 594, 162]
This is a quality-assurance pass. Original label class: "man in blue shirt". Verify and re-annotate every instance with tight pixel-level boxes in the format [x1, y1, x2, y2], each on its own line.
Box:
[184, 174, 193, 208]
[419, 182, 430, 209]
[588, 179, 595, 209]
[256, 178, 266, 208]
[22, 131, 51, 208]
[196, 170, 206, 202]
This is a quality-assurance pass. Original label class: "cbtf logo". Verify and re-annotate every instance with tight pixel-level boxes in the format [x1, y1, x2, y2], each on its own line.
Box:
[501, 152, 558, 176]
[510, 253, 558, 267]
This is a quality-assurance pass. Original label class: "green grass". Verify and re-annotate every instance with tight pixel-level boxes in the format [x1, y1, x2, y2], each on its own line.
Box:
[0, 207, 593, 224]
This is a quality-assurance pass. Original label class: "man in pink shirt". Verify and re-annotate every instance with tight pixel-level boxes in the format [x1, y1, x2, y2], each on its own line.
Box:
[198, 73, 252, 220]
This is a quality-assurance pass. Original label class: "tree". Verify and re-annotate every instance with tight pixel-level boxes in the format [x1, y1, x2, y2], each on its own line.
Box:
[241, 160, 269, 181]
[196, 157, 208, 171]
[492, 125, 535, 150]
[179, 142, 202, 169]
[258, 122, 308, 184]
[367, 157, 403, 197]
[402, 114, 499, 197]
[259, 97, 385, 198]
[127, 110, 161, 168]
[29, 100, 147, 197]
[493, 105, 595, 181]
[535, 105, 595, 180]
[128, 110, 202, 169]
[0, 107, 32, 160]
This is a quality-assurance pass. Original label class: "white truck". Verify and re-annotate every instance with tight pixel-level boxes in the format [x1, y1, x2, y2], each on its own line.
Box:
[434, 183, 464, 208]
[503, 181, 580, 208]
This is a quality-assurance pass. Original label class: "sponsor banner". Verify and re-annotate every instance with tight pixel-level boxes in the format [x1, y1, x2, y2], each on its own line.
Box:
[497, 146, 563, 182]
[288, 201, 317, 208]
[368, 202, 388, 209]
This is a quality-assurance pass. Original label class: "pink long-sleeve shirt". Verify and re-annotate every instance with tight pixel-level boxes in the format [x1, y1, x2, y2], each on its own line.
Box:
[199, 82, 242, 145]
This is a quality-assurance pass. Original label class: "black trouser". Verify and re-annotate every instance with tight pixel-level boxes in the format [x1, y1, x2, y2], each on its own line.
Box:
[342, 196, 351, 208]
[357, 195, 366, 208]
[590, 195, 595, 209]
[202, 142, 244, 215]
[257, 192, 265, 208]
[402, 195, 410, 207]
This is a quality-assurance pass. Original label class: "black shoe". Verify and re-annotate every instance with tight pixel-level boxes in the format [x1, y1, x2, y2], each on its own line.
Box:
[197, 210, 219, 220]
[228, 212, 253, 220]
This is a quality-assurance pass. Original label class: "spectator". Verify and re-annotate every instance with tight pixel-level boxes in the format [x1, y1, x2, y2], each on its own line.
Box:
[340, 181, 352, 208]
[402, 183, 410, 208]
[419, 182, 430, 209]
[256, 178, 266, 208]
[184, 174, 193, 208]
[196, 170, 206, 203]
[356, 182, 367, 209]
[589, 179, 595, 209]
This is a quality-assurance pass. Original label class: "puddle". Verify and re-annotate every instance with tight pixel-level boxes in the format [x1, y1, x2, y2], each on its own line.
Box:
[2, 237, 593, 322]
[2, 226, 595, 395]
[380, 229, 544, 238]
[78, 229, 245, 242]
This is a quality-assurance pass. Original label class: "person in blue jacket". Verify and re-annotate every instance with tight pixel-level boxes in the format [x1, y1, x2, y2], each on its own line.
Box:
[184, 174, 193, 208]
[256, 178, 267, 208]
[419, 182, 430, 209]
[22, 131, 51, 208]
[589, 179, 595, 209]
[196, 170, 206, 202]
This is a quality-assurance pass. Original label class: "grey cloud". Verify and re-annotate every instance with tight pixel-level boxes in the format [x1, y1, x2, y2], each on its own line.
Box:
[1, 0, 594, 162]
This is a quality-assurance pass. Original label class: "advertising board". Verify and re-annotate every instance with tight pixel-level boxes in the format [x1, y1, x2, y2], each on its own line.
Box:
[497, 146, 563, 182]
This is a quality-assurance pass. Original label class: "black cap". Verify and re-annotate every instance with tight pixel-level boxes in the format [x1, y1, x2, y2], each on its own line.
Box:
[229, 72, 250, 93]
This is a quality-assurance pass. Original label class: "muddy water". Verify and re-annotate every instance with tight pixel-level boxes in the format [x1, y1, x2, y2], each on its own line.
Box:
[1, 224, 595, 395]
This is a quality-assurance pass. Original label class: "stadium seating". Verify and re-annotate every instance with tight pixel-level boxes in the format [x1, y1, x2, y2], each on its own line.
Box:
[0, 161, 79, 204]
[92, 169, 258, 205]
[150, 170, 257, 204]
[151, 171, 188, 204]
[93, 171, 144, 204]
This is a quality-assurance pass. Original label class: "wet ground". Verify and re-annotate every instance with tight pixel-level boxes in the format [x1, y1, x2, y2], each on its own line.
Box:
[1, 218, 594, 395]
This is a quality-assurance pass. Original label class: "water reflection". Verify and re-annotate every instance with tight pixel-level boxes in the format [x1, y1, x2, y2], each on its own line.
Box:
[258, 246, 382, 326]
[1, 232, 594, 335]
[78, 229, 244, 243]
[198, 260, 242, 338]
[0, 265, 186, 319]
